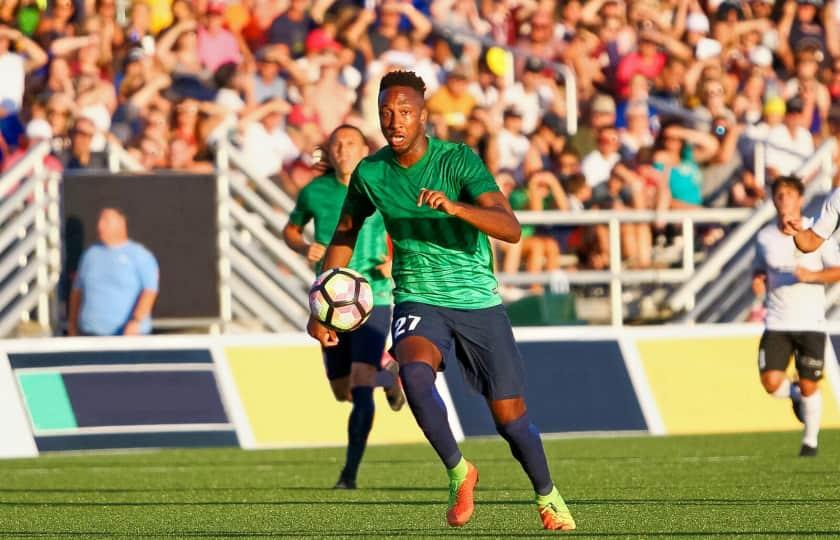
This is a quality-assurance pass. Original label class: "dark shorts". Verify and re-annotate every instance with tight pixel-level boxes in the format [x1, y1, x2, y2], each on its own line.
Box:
[323, 306, 391, 380]
[391, 301, 526, 400]
[758, 330, 826, 381]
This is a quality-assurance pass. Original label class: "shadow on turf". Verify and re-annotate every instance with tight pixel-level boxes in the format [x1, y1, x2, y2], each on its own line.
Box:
[0, 486, 463, 493]
[1, 531, 840, 538]
[1, 497, 838, 507]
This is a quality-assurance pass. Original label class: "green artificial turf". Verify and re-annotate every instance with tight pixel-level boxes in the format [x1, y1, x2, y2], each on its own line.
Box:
[0, 430, 838, 539]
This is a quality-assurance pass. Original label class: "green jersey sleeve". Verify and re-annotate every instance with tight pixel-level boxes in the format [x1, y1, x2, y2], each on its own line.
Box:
[342, 170, 375, 221]
[287, 186, 312, 227]
[455, 145, 499, 201]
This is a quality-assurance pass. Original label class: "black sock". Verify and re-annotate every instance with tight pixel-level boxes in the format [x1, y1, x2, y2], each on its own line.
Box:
[497, 413, 553, 495]
[341, 386, 374, 481]
[400, 362, 462, 469]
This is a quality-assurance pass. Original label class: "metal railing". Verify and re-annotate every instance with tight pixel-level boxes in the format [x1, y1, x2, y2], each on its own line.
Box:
[0, 142, 62, 337]
[105, 139, 144, 173]
[499, 208, 753, 325]
[667, 138, 837, 320]
[215, 138, 314, 332]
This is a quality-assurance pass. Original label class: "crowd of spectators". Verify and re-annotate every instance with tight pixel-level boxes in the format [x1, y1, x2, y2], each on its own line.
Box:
[1, 0, 840, 287]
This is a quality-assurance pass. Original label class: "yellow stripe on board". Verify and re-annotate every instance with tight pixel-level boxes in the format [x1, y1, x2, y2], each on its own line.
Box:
[637, 336, 840, 435]
[225, 345, 424, 447]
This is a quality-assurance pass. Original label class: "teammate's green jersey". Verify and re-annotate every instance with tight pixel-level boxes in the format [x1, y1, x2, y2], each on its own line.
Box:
[342, 137, 501, 309]
[288, 172, 393, 306]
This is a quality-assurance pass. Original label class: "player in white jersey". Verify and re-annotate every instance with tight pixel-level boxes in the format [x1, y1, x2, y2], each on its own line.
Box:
[755, 176, 840, 457]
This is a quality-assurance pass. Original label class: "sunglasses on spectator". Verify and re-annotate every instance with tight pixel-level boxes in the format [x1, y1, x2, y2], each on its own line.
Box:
[72, 129, 95, 138]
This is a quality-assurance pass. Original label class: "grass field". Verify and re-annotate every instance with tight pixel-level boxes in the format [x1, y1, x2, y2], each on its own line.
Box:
[0, 430, 838, 539]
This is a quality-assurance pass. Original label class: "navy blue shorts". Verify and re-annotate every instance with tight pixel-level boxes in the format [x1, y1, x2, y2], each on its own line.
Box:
[391, 302, 525, 400]
[323, 306, 391, 380]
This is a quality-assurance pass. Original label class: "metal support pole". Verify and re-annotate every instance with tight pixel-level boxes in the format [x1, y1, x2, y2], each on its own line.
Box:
[681, 217, 695, 315]
[33, 171, 49, 328]
[608, 218, 622, 327]
[754, 141, 765, 188]
[216, 142, 234, 332]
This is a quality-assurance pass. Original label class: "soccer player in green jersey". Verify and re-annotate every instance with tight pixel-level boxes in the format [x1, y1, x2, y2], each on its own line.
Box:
[284, 125, 405, 489]
[307, 72, 576, 531]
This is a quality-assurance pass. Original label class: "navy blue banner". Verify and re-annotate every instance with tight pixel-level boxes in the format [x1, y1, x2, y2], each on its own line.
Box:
[9, 349, 213, 369]
[444, 340, 647, 436]
[36, 431, 238, 451]
[828, 335, 840, 365]
[63, 371, 229, 426]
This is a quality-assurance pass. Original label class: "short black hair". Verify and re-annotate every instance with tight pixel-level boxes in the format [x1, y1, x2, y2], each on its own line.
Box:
[567, 173, 587, 194]
[379, 70, 427, 97]
[771, 175, 805, 196]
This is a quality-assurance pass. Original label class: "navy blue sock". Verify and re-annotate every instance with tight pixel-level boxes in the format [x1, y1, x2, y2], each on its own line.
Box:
[341, 386, 374, 481]
[400, 362, 462, 469]
[374, 370, 395, 388]
[497, 413, 553, 495]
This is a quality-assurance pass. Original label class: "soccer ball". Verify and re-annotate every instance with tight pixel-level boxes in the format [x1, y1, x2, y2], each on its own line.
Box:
[309, 267, 374, 332]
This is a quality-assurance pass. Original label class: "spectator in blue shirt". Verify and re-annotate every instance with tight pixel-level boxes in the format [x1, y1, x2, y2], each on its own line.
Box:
[68, 207, 159, 336]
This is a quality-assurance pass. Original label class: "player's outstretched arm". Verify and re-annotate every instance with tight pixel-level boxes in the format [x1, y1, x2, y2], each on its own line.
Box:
[307, 212, 363, 348]
[795, 265, 840, 284]
[787, 188, 840, 253]
[418, 189, 522, 243]
[796, 231, 825, 253]
[321, 212, 362, 271]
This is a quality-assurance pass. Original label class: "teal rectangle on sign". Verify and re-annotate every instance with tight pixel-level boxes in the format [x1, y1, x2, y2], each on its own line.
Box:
[18, 373, 77, 430]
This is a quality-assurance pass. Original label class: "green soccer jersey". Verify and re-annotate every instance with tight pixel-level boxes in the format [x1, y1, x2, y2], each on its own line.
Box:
[288, 172, 393, 306]
[342, 137, 502, 309]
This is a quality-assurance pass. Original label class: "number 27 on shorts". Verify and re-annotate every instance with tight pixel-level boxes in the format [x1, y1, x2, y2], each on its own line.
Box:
[393, 315, 421, 338]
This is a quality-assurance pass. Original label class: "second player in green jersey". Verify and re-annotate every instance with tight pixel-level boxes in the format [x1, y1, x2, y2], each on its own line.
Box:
[284, 125, 404, 490]
[287, 172, 392, 306]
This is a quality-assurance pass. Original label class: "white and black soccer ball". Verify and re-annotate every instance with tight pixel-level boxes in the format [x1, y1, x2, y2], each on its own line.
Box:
[309, 267, 374, 332]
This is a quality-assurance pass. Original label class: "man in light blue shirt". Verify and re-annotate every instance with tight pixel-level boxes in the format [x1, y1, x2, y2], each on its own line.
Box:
[68, 207, 159, 336]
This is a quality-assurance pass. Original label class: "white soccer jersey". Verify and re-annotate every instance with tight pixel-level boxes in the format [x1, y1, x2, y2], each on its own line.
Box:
[811, 188, 840, 239]
[755, 217, 840, 331]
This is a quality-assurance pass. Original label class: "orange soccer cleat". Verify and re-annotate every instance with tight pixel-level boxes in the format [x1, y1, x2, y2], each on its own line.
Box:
[537, 487, 576, 531]
[446, 461, 479, 527]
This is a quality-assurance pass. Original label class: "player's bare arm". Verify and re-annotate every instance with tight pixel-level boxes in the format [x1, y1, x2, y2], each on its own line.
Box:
[417, 189, 522, 244]
[752, 272, 766, 296]
[322, 211, 362, 270]
[282, 222, 326, 263]
[794, 265, 840, 284]
[784, 217, 825, 253]
[307, 211, 362, 347]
